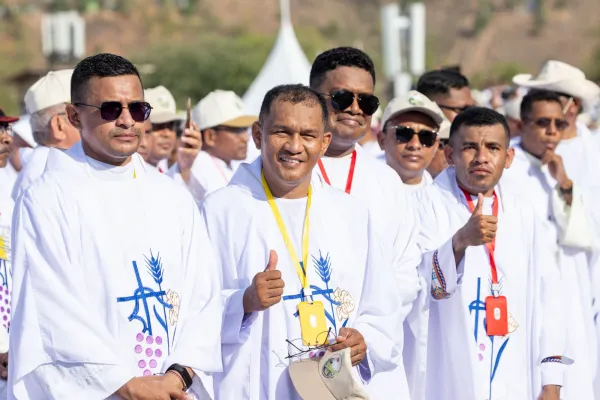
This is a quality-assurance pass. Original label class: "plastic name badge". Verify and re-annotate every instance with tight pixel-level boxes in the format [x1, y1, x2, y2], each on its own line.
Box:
[298, 301, 328, 346]
[485, 296, 509, 336]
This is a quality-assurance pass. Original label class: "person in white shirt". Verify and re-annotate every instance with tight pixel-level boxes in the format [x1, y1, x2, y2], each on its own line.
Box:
[144, 86, 181, 173]
[170, 90, 256, 204]
[203, 84, 401, 399]
[378, 90, 447, 191]
[309, 46, 421, 398]
[503, 90, 596, 399]
[11, 70, 80, 201]
[9, 53, 222, 400]
[415, 107, 567, 400]
[0, 111, 19, 397]
[416, 68, 476, 179]
[0, 111, 19, 203]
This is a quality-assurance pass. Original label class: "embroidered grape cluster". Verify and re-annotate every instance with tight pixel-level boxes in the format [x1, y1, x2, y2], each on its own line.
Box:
[134, 333, 165, 376]
[0, 287, 10, 331]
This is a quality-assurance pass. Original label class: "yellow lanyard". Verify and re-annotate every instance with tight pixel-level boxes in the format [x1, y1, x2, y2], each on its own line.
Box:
[261, 170, 311, 291]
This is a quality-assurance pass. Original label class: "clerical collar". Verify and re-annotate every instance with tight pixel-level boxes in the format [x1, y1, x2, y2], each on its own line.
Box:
[85, 154, 137, 181]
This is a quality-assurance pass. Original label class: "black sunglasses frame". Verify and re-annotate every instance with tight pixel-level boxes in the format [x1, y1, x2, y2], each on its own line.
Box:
[387, 125, 438, 147]
[321, 90, 380, 116]
[74, 101, 153, 122]
[437, 104, 474, 114]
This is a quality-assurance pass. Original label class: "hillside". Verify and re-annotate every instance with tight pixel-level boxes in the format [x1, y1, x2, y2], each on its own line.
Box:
[0, 0, 598, 113]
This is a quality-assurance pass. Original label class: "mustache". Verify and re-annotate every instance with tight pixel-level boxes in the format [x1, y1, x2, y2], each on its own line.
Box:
[109, 128, 142, 137]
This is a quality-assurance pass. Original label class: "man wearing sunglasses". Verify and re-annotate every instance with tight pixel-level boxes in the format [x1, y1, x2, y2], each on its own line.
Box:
[378, 90, 446, 191]
[417, 68, 476, 180]
[504, 89, 597, 400]
[414, 106, 567, 400]
[168, 90, 256, 205]
[144, 86, 182, 173]
[11, 69, 81, 202]
[310, 46, 420, 399]
[9, 53, 223, 400]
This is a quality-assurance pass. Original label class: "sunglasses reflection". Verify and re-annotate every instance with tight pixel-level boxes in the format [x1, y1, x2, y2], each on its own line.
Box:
[320, 90, 380, 116]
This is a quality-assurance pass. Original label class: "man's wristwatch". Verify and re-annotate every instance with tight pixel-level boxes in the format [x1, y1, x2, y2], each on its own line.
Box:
[559, 183, 573, 195]
[166, 364, 193, 391]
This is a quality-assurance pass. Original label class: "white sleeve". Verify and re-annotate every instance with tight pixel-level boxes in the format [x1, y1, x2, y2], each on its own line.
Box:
[353, 212, 403, 381]
[162, 199, 223, 375]
[167, 162, 208, 205]
[551, 184, 593, 249]
[8, 190, 133, 400]
[533, 216, 568, 387]
[419, 237, 465, 301]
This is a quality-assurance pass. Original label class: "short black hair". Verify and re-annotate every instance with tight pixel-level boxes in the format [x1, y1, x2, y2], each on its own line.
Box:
[416, 69, 470, 98]
[520, 89, 563, 121]
[71, 53, 141, 103]
[309, 47, 376, 89]
[450, 107, 510, 144]
[259, 84, 328, 128]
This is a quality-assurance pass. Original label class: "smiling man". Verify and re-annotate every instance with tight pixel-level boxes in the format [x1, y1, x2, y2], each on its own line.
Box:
[203, 84, 401, 399]
[378, 90, 446, 191]
[8, 53, 223, 399]
[309, 47, 421, 398]
[414, 107, 567, 400]
[503, 89, 597, 400]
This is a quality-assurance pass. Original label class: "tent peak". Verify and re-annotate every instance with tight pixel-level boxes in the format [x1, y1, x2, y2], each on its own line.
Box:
[279, 0, 291, 25]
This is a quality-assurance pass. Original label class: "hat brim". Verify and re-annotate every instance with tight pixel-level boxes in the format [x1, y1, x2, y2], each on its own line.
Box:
[289, 359, 337, 400]
[384, 107, 444, 129]
[513, 74, 600, 100]
[220, 115, 258, 128]
[150, 111, 183, 124]
[0, 115, 19, 124]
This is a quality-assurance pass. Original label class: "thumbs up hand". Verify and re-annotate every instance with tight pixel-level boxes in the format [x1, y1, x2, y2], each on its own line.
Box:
[455, 193, 498, 248]
[243, 250, 286, 313]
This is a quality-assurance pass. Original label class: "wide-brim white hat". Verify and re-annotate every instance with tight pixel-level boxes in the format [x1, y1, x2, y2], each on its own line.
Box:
[513, 60, 600, 101]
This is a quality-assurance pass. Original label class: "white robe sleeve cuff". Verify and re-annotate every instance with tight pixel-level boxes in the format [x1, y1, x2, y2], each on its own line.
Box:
[428, 236, 464, 300]
[540, 360, 566, 387]
[221, 289, 258, 344]
[551, 184, 593, 249]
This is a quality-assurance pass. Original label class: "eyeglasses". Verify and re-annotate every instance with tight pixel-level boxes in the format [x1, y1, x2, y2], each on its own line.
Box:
[74, 101, 152, 122]
[285, 328, 338, 361]
[0, 125, 13, 137]
[527, 117, 569, 132]
[387, 125, 438, 147]
[438, 104, 474, 114]
[214, 126, 248, 134]
[321, 90, 380, 116]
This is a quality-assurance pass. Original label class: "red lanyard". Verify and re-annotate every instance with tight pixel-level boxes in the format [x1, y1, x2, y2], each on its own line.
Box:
[460, 189, 499, 286]
[317, 150, 357, 194]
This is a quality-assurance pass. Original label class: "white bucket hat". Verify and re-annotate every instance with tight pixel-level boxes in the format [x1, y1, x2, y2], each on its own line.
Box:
[513, 60, 600, 101]
[288, 348, 369, 400]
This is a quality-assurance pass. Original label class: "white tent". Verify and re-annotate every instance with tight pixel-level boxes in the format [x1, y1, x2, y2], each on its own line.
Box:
[242, 0, 312, 115]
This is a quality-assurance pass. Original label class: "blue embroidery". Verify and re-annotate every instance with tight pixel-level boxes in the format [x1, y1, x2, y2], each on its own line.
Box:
[117, 251, 173, 350]
[0, 258, 8, 288]
[469, 277, 510, 400]
[283, 251, 347, 336]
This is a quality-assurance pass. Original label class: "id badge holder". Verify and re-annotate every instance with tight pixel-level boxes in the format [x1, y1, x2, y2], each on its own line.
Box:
[485, 295, 509, 336]
[298, 301, 328, 346]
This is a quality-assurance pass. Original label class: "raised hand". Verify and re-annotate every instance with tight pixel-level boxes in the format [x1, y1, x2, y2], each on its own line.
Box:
[452, 193, 498, 264]
[243, 250, 285, 313]
[541, 149, 570, 188]
[177, 121, 202, 183]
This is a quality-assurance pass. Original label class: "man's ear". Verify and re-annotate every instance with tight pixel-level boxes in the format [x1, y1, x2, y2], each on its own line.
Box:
[444, 140, 454, 166]
[251, 121, 262, 150]
[66, 104, 82, 131]
[203, 128, 218, 148]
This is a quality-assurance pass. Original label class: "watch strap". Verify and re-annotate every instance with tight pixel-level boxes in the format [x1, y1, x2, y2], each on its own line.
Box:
[166, 363, 193, 390]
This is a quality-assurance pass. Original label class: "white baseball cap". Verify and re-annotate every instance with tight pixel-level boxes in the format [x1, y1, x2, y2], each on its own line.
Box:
[24, 69, 73, 114]
[145, 86, 181, 124]
[381, 90, 446, 129]
[289, 348, 369, 400]
[193, 90, 257, 131]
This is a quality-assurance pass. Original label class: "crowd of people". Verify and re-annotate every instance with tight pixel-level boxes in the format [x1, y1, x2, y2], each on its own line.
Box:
[0, 46, 599, 400]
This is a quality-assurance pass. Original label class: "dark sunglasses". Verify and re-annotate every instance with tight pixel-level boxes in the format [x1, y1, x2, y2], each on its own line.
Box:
[387, 125, 438, 147]
[74, 101, 152, 122]
[321, 90, 380, 116]
[527, 117, 569, 132]
[438, 104, 474, 114]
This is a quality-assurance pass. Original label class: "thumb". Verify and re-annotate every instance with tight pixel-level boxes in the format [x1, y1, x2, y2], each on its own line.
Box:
[473, 193, 484, 215]
[265, 250, 278, 271]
